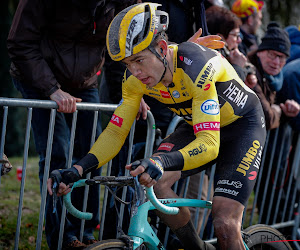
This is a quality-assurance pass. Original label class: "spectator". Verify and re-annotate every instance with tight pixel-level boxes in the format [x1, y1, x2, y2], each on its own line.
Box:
[277, 59, 300, 130]
[231, 0, 264, 56]
[275, 26, 300, 226]
[277, 25, 300, 130]
[285, 25, 300, 64]
[251, 24, 300, 224]
[247, 22, 299, 130]
[276, 25, 300, 172]
[7, 0, 136, 249]
[206, 5, 247, 81]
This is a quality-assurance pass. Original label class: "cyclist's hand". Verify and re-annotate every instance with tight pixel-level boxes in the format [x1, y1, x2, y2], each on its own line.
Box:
[126, 157, 164, 187]
[47, 166, 82, 197]
[188, 28, 225, 49]
[136, 97, 150, 121]
[50, 89, 82, 113]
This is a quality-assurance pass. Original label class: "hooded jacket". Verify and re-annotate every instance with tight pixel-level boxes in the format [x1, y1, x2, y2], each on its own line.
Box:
[7, 0, 135, 96]
[276, 26, 300, 131]
[285, 25, 300, 64]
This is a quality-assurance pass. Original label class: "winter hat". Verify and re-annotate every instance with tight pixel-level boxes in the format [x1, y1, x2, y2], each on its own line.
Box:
[231, 0, 264, 18]
[257, 22, 291, 57]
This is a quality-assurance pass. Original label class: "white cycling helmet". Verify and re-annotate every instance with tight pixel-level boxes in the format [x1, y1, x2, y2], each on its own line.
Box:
[106, 3, 169, 61]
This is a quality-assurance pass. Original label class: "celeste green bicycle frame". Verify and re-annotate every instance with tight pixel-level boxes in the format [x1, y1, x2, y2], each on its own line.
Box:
[128, 197, 212, 249]
[64, 178, 250, 250]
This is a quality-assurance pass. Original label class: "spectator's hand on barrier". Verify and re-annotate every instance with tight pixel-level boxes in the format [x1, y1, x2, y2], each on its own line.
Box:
[188, 28, 225, 50]
[228, 48, 247, 68]
[136, 97, 150, 120]
[47, 165, 83, 197]
[271, 104, 282, 116]
[126, 157, 164, 187]
[245, 73, 258, 89]
[50, 89, 82, 113]
[280, 99, 300, 117]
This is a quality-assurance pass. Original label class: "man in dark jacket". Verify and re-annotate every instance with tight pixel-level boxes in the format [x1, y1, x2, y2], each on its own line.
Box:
[7, 0, 136, 249]
[247, 22, 299, 130]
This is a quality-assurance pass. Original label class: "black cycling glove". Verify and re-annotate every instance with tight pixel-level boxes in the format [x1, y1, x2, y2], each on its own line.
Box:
[50, 167, 81, 186]
[131, 156, 164, 181]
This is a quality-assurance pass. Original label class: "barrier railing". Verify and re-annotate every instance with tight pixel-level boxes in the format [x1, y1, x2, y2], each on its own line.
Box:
[0, 97, 155, 249]
[165, 116, 300, 249]
[0, 97, 299, 249]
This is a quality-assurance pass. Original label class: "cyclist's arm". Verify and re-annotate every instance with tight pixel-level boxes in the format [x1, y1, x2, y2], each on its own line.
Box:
[76, 75, 144, 174]
[160, 56, 226, 171]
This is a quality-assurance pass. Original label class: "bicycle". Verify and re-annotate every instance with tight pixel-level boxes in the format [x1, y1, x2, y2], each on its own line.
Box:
[61, 175, 293, 250]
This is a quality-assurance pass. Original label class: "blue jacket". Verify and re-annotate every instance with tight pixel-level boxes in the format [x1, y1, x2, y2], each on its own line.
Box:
[285, 25, 300, 64]
[276, 26, 300, 131]
[277, 58, 300, 131]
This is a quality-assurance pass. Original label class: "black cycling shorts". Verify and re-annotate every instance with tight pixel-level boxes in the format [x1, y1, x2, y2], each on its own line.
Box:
[154, 106, 266, 206]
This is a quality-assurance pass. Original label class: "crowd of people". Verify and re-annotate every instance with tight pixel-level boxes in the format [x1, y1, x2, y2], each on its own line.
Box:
[5, 0, 300, 249]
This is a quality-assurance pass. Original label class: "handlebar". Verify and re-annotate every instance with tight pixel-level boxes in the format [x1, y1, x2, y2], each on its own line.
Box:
[63, 179, 93, 220]
[62, 176, 179, 220]
[145, 186, 179, 214]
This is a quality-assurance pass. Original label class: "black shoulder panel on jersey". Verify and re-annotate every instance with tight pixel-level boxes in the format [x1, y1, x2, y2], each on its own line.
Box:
[125, 68, 132, 80]
[177, 42, 218, 82]
[216, 79, 260, 116]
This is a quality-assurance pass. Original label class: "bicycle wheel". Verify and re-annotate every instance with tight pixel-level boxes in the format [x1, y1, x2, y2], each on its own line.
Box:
[85, 239, 126, 250]
[244, 224, 292, 250]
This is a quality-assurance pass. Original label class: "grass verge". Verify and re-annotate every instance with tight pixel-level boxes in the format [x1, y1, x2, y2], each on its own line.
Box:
[0, 156, 48, 250]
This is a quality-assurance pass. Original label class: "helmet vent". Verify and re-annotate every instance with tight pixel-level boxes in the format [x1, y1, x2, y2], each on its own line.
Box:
[160, 15, 167, 25]
[133, 36, 139, 47]
[143, 18, 150, 40]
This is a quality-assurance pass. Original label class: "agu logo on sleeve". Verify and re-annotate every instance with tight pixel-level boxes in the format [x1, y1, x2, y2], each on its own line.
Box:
[201, 99, 219, 115]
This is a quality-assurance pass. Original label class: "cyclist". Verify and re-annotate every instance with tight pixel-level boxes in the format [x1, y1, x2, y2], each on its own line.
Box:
[48, 3, 266, 249]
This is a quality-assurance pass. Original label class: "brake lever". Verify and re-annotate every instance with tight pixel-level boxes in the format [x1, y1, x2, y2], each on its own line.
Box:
[50, 170, 62, 214]
[52, 180, 58, 214]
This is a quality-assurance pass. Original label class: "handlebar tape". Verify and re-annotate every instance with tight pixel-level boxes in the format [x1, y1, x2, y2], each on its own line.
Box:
[145, 186, 179, 215]
[63, 179, 93, 220]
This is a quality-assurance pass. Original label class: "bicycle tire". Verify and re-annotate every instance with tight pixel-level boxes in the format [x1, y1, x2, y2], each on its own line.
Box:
[244, 224, 293, 250]
[85, 239, 126, 250]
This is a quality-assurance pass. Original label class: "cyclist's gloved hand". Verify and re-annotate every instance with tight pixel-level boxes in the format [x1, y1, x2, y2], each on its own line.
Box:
[50, 166, 81, 186]
[131, 156, 164, 181]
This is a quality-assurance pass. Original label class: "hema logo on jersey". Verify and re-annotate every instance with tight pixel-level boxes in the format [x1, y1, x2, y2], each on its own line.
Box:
[110, 114, 123, 127]
[193, 122, 220, 133]
[201, 99, 219, 115]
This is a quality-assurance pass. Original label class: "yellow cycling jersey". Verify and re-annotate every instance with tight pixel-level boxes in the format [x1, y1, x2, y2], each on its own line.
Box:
[89, 42, 261, 171]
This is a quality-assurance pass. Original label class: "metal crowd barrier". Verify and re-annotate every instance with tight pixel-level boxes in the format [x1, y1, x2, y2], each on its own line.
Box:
[0, 97, 155, 250]
[164, 117, 300, 250]
[0, 97, 299, 249]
